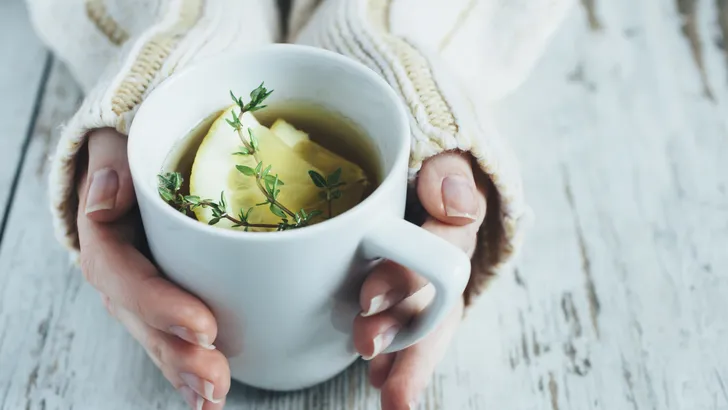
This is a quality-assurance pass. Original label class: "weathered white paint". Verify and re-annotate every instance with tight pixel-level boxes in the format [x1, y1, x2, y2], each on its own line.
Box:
[0, 0, 48, 224]
[1, 0, 727, 409]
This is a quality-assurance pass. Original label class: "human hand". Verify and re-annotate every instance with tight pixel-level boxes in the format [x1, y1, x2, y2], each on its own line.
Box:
[353, 152, 487, 410]
[76, 128, 230, 409]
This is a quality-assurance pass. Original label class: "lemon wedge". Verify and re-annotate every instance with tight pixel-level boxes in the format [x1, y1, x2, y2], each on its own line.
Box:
[189, 106, 370, 231]
[269, 119, 370, 215]
[270, 118, 310, 147]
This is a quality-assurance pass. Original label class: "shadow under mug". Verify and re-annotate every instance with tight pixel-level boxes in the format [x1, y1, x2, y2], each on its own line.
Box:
[128, 44, 470, 391]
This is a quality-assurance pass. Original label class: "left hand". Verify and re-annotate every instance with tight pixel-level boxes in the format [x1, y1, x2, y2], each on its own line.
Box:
[352, 151, 488, 410]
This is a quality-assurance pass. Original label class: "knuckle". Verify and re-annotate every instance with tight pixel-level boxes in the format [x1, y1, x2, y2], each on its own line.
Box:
[146, 334, 168, 368]
[131, 275, 163, 324]
[130, 293, 152, 326]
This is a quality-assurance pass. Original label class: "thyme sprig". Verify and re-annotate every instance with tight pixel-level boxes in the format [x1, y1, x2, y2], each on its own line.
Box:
[308, 168, 347, 218]
[226, 82, 272, 157]
[157, 84, 347, 231]
[158, 83, 346, 231]
[158, 171, 323, 231]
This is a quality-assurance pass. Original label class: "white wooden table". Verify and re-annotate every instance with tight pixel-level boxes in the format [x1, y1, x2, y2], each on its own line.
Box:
[2, 1, 727, 409]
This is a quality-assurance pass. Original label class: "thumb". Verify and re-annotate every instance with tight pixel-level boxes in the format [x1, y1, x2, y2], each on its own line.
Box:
[81, 127, 136, 222]
[416, 151, 486, 226]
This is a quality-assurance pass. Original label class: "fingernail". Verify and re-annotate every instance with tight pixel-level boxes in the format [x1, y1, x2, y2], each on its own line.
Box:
[363, 326, 399, 360]
[178, 385, 204, 410]
[362, 294, 386, 317]
[180, 373, 223, 403]
[361, 292, 400, 317]
[85, 168, 119, 214]
[442, 175, 477, 220]
[169, 326, 216, 350]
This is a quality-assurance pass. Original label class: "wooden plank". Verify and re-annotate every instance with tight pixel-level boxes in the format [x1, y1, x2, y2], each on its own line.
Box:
[2, 0, 728, 409]
[0, 0, 50, 240]
[467, 0, 728, 409]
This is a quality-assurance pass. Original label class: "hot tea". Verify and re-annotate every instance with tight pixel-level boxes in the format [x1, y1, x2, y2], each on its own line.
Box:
[159, 84, 381, 232]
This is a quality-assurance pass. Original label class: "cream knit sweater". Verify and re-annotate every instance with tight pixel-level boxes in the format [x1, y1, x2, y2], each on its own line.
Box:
[26, 0, 573, 305]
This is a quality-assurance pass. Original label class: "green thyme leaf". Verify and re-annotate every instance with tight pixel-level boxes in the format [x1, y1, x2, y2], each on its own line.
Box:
[272, 174, 280, 193]
[244, 83, 273, 112]
[264, 174, 284, 185]
[157, 172, 184, 201]
[169, 172, 183, 191]
[309, 170, 327, 188]
[248, 128, 259, 151]
[270, 203, 285, 218]
[159, 189, 174, 202]
[248, 105, 267, 112]
[233, 146, 250, 156]
[184, 195, 200, 204]
[236, 165, 256, 176]
[230, 90, 240, 106]
[264, 179, 274, 196]
[226, 110, 243, 131]
[250, 83, 264, 102]
[327, 168, 342, 186]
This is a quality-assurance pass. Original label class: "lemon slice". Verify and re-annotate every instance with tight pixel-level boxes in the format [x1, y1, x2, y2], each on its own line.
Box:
[189, 106, 370, 231]
[269, 119, 370, 215]
[270, 118, 310, 147]
[291, 141, 369, 216]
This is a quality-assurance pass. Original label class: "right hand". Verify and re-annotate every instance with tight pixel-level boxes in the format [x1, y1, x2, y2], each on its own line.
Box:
[76, 128, 230, 409]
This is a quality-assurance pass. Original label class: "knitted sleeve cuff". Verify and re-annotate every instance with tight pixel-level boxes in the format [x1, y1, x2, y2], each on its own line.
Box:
[292, 0, 533, 306]
[48, 0, 279, 255]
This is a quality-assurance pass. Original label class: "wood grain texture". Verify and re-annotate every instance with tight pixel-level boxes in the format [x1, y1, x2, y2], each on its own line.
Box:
[1, 0, 728, 409]
[488, 1, 728, 409]
[0, 0, 50, 240]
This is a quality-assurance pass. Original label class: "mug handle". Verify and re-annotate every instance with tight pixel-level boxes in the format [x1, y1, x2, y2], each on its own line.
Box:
[360, 216, 471, 353]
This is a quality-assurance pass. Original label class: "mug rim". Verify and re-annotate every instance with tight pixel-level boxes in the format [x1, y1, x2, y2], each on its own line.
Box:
[128, 44, 411, 242]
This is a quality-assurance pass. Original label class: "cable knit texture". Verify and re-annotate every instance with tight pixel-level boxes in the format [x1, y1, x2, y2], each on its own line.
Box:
[293, 0, 550, 304]
[27, 0, 573, 305]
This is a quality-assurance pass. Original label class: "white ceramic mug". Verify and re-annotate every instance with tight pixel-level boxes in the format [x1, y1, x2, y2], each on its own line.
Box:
[128, 44, 470, 391]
